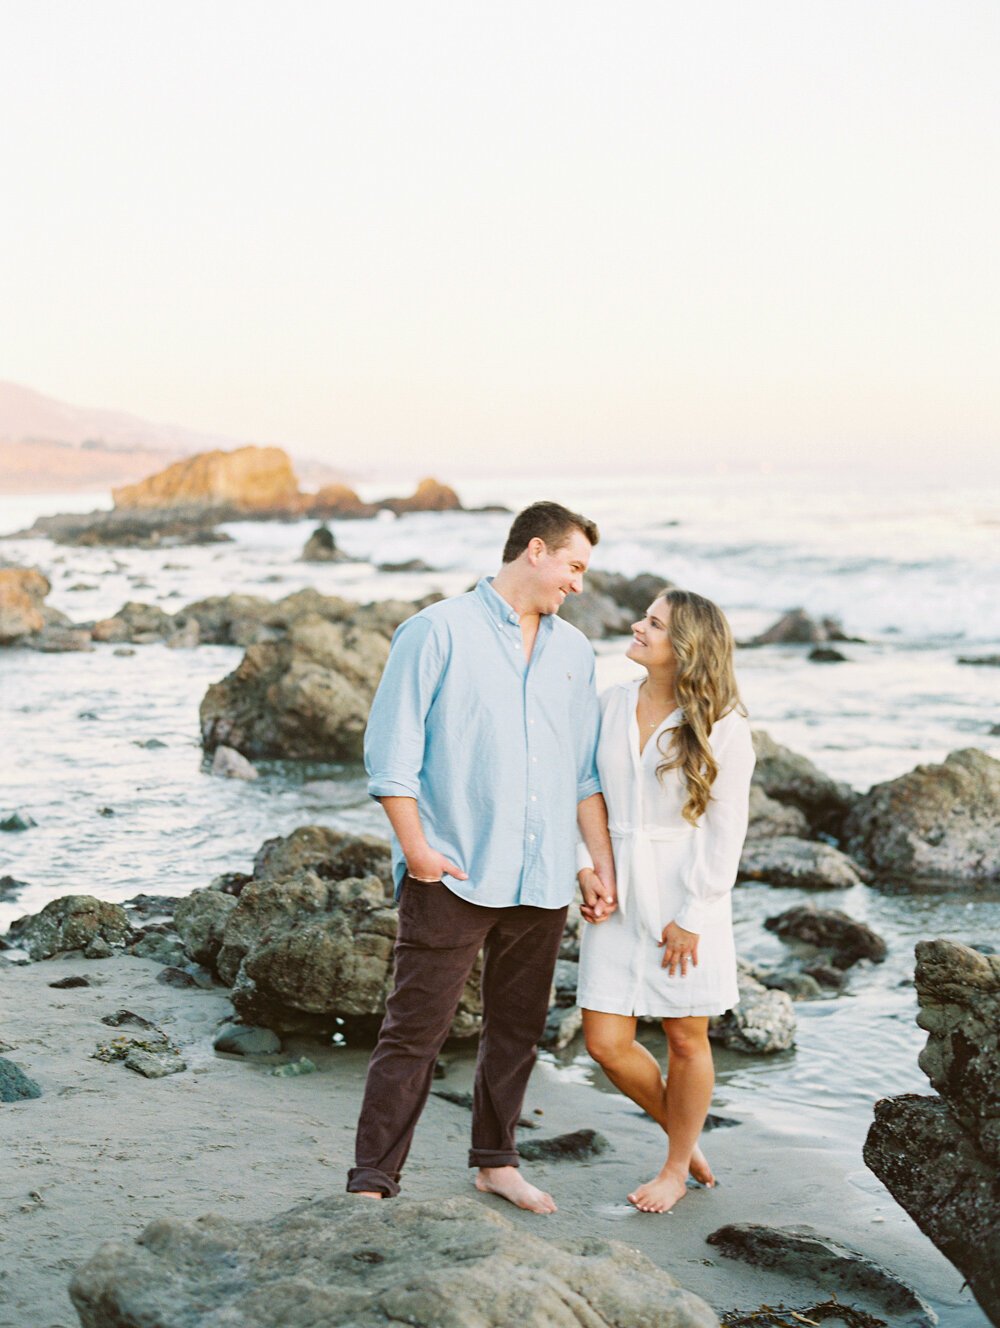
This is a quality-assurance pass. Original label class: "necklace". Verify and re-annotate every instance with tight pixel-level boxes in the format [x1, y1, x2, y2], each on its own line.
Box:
[638, 681, 676, 729]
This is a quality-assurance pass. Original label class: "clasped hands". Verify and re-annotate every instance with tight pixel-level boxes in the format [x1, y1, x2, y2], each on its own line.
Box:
[577, 868, 618, 924]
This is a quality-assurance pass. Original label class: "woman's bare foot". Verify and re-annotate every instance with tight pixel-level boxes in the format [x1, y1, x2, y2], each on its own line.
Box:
[689, 1144, 715, 1187]
[475, 1166, 557, 1214]
[628, 1168, 688, 1213]
[351, 1190, 383, 1199]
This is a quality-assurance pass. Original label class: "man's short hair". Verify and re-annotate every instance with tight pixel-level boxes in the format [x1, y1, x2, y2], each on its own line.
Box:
[501, 501, 600, 564]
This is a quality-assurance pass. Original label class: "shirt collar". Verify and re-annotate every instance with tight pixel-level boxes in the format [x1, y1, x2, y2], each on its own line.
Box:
[476, 576, 523, 628]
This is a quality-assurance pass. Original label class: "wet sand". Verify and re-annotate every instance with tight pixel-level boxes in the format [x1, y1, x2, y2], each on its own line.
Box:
[0, 954, 987, 1328]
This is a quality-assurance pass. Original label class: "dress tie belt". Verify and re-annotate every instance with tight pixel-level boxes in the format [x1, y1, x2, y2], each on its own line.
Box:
[608, 822, 695, 941]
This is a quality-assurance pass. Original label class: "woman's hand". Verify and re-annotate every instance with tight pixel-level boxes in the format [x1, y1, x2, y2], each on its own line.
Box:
[578, 868, 617, 924]
[659, 920, 699, 975]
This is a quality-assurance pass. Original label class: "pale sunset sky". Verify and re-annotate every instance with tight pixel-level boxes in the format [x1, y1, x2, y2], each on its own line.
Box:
[1, 1, 998, 476]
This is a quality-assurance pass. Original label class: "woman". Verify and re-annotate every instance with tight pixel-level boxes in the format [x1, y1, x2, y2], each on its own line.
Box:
[577, 588, 754, 1214]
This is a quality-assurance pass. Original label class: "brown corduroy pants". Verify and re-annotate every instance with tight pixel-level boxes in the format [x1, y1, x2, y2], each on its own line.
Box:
[347, 877, 567, 1197]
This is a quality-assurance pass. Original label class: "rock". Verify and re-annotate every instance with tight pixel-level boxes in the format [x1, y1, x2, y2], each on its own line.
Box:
[378, 558, 433, 572]
[559, 904, 583, 960]
[252, 826, 393, 892]
[958, 654, 1000, 666]
[746, 785, 811, 840]
[24, 625, 94, 652]
[864, 940, 1000, 1325]
[844, 748, 1000, 885]
[309, 481, 379, 519]
[124, 1047, 186, 1078]
[542, 1005, 583, 1050]
[558, 591, 632, 639]
[585, 570, 673, 620]
[155, 966, 200, 989]
[179, 592, 277, 644]
[49, 973, 92, 989]
[706, 1224, 936, 1326]
[709, 970, 796, 1054]
[0, 874, 28, 899]
[0, 567, 50, 643]
[300, 524, 346, 562]
[744, 608, 861, 648]
[268, 1055, 317, 1077]
[212, 1022, 282, 1056]
[216, 869, 483, 1038]
[0, 811, 36, 832]
[26, 506, 234, 548]
[166, 617, 200, 649]
[123, 893, 178, 919]
[802, 961, 848, 990]
[751, 730, 857, 836]
[0, 1057, 42, 1101]
[553, 958, 579, 1006]
[754, 969, 825, 1000]
[69, 1194, 717, 1328]
[808, 645, 847, 662]
[738, 837, 865, 889]
[765, 904, 888, 968]
[173, 890, 238, 969]
[113, 646, 137, 656]
[113, 445, 301, 511]
[210, 745, 259, 781]
[128, 930, 187, 965]
[84, 936, 114, 959]
[431, 1088, 538, 1129]
[519, 1129, 610, 1162]
[199, 615, 390, 760]
[380, 476, 463, 515]
[6, 895, 130, 961]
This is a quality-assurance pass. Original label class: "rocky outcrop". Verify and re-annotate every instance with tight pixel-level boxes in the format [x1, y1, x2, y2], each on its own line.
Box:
[252, 825, 393, 889]
[845, 748, 1000, 885]
[0, 567, 51, 643]
[765, 904, 887, 969]
[738, 837, 865, 889]
[709, 968, 796, 1054]
[558, 571, 675, 640]
[112, 445, 301, 511]
[173, 890, 237, 969]
[751, 730, 857, 836]
[744, 608, 859, 647]
[25, 506, 234, 548]
[91, 601, 178, 644]
[5, 895, 130, 961]
[864, 940, 1000, 1324]
[199, 614, 390, 760]
[69, 1194, 717, 1328]
[380, 476, 463, 515]
[745, 785, 811, 840]
[309, 482, 378, 519]
[706, 1225, 936, 1326]
[300, 524, 346, 562]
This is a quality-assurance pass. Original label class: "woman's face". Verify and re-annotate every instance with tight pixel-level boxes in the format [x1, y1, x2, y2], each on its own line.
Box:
[627, 596, 676, 672]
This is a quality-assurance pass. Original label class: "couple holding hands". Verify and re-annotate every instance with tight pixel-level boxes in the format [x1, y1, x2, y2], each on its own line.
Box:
[347, 501, 754, 1215]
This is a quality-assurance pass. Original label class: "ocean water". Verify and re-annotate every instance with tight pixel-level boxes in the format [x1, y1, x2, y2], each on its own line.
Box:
[1, 469, 998, 1320]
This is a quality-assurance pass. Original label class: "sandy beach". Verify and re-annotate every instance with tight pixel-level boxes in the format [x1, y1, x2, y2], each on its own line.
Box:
[0, 951, 986, 1328]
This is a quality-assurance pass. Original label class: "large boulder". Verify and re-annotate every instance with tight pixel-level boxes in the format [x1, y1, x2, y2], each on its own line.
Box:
[844, 748, 1000, 885]
[300, 524, 346, 562]
[738, 837, 865, 889]
[558, 591, 632, 639]
[112, 445, 301, 511]
[765, 904, 887, 969]
[751, 730, 857, 836]
[252, 825, 393, 890]
[6, 895, 130, 960]
[864, 940, 1000, 1324]
[0, 567, 50, 643]
[69, 1194, 717, 1328]
[92, 601, 176, 644]
[309, 482, 379, 519]
[173, 890, 238, 968]
[199, 614, 390, 760]
[586, 571, 673, 620]
[745, 608, 859, 647]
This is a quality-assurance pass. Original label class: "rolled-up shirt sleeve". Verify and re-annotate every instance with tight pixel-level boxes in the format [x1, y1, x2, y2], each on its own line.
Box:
[574, 649, 602, 804]
[673, 715, 755, 935]
[365, 616, 444, 800]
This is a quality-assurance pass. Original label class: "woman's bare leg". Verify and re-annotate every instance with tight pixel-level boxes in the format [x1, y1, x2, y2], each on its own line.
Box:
[628, 1016, 715, 1213]
[581, 1010, 714, 1188]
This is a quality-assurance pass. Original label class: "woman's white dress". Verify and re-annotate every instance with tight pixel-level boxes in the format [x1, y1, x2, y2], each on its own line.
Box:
[576, 679, 755, 1018]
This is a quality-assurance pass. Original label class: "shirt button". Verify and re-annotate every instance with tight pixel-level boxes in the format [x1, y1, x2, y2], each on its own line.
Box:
[531, 756, 537, 763]
[529, 719, 535, 725]
[528, 833, 536, 841]
[530, 794, 537, 802]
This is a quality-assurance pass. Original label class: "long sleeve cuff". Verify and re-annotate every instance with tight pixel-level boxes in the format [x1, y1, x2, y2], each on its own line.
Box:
[576, 777, 602, 803]
[576, 840, 595, 874]
[673, 898, 706, 934]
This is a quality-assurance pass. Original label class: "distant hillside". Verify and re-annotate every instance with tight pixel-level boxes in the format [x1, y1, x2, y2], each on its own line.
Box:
[0, 383, 345, 494]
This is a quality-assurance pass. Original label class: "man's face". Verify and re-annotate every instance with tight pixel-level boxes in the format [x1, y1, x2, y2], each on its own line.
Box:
[528, 528, 593, 615]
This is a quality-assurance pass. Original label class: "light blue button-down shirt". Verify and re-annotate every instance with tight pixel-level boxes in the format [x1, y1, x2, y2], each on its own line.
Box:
[365, 577, 602, 909]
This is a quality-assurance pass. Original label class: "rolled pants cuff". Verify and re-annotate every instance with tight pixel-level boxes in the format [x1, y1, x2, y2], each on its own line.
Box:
[469, 1148, 519, 1169]
[346, 1166, 400, 1197]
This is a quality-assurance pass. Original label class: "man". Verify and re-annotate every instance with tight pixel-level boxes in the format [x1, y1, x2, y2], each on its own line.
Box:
[347, 501, 617, 1213]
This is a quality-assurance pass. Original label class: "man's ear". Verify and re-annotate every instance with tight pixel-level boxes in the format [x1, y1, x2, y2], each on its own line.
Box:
[526, 536, 546, 564]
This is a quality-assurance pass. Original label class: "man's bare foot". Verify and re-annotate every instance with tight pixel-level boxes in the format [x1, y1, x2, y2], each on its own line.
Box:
[475, 1166, 557, 1214]
[689, 1144, 716, 1187]
[628, 1168, 688, 1213]
[351, 1190, 383, 1199]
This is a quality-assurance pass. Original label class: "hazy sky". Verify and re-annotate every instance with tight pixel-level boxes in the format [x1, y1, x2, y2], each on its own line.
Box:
[1, 1, 998, 475]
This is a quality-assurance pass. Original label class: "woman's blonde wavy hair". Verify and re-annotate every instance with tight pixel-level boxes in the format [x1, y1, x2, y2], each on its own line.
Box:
[653, 588, 746, 825]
